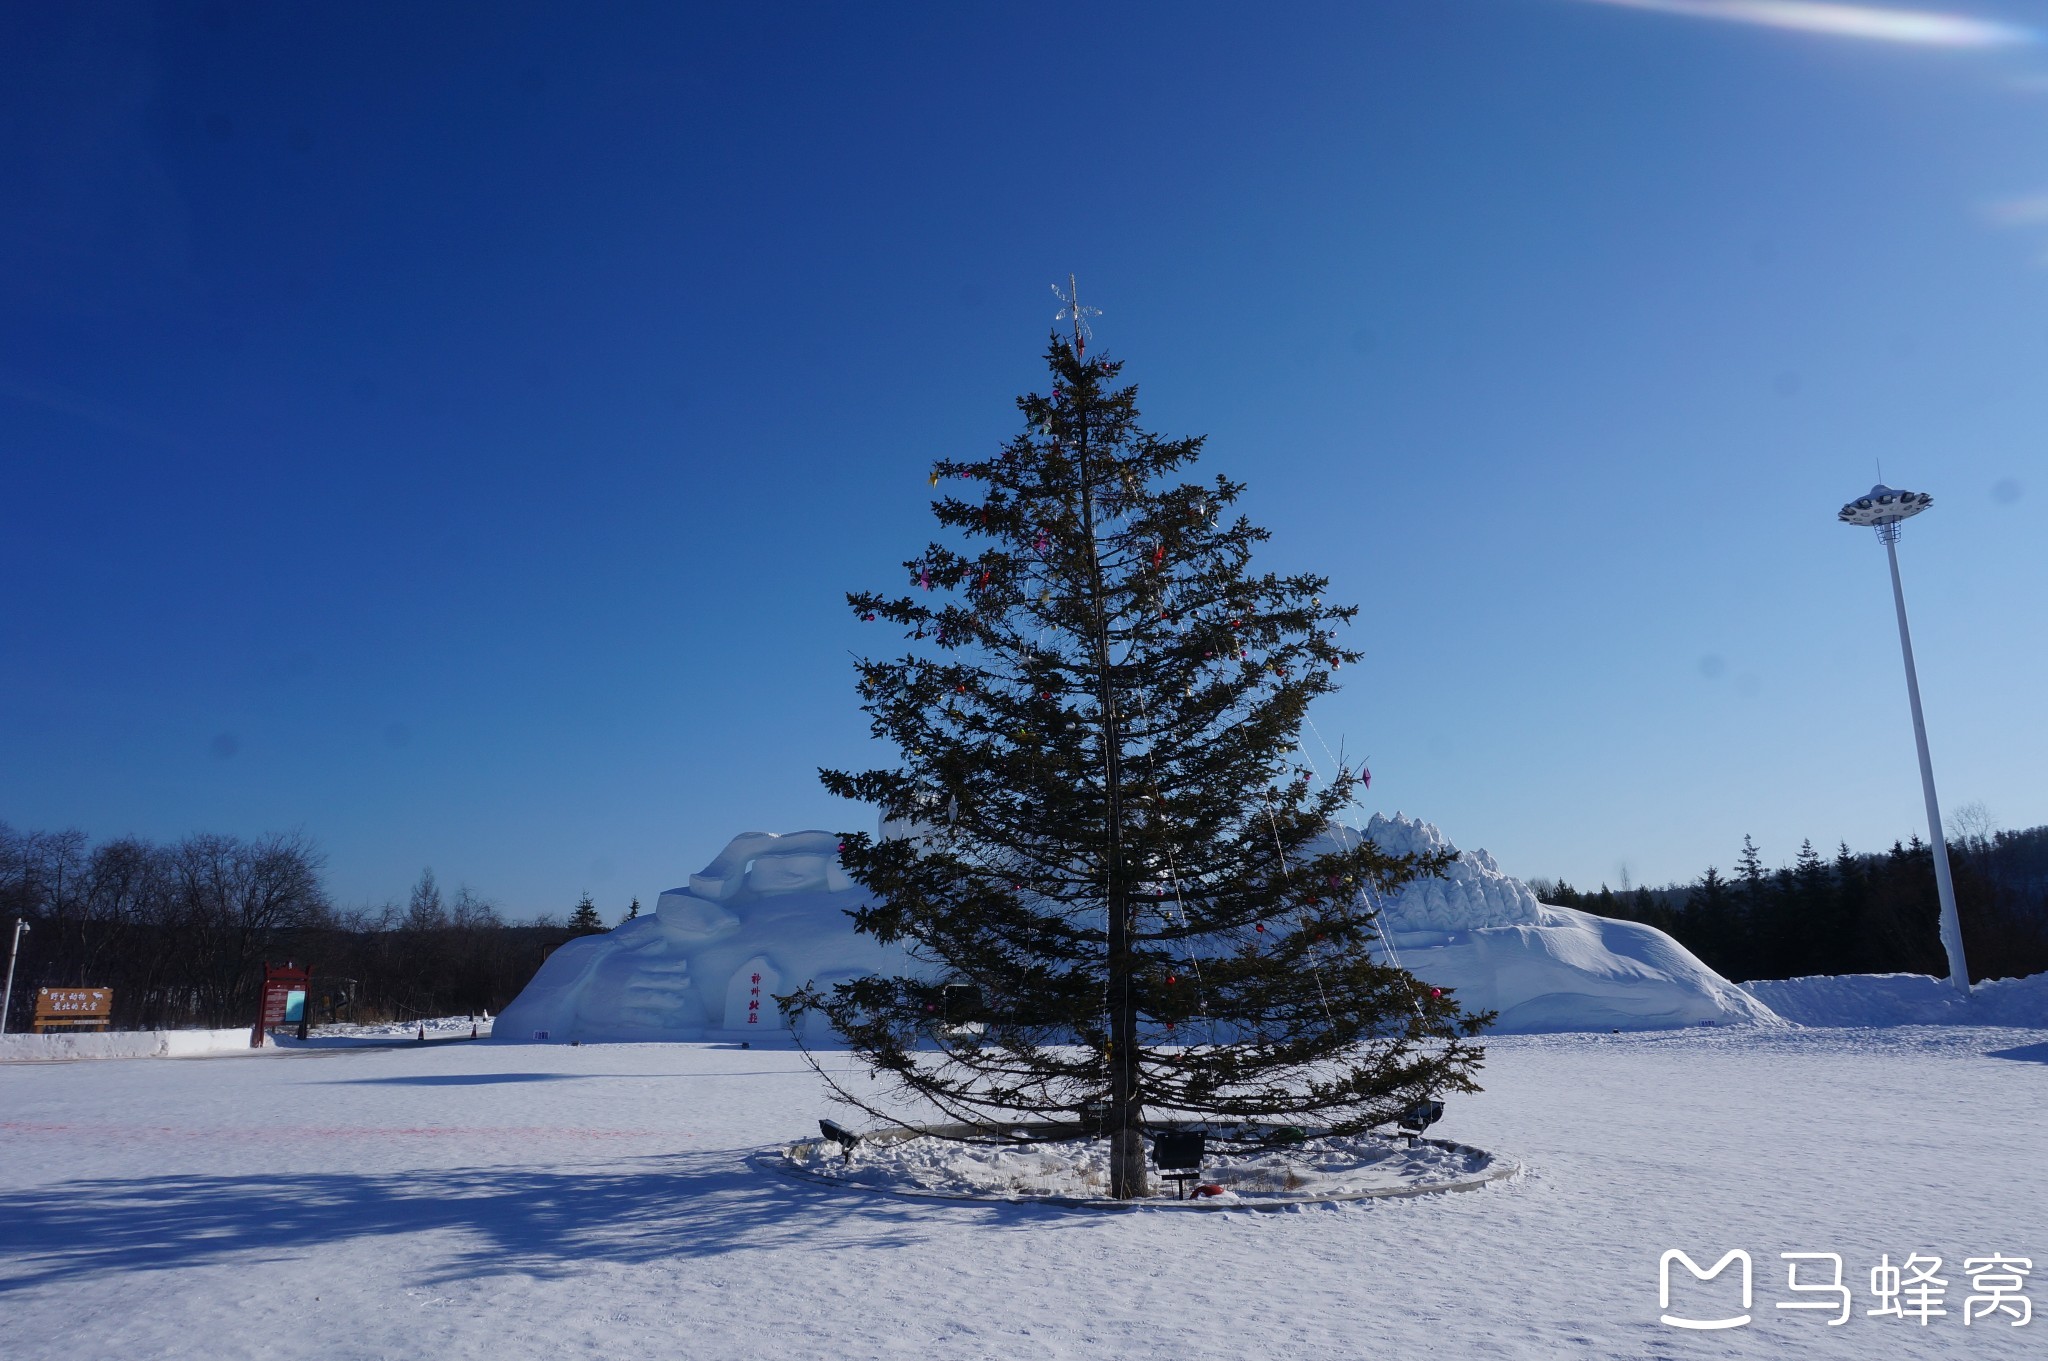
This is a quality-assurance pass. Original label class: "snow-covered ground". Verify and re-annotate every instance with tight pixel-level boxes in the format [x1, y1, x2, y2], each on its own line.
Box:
[1745, 970, 2048, 1028]
[781, 1126, 1507, 1206]
[0, 1014, 493, 1062]
[0, 1024, 265, 1062]
[4, 1025, 2045, 1358]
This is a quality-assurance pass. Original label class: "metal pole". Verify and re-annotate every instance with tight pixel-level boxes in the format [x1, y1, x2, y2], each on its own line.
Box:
[1, 919, 28, 1035]
[1885, 536, 1970, 993]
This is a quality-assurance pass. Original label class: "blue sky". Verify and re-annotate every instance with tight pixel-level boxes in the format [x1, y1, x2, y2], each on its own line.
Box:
[4, 0, 2044, 919]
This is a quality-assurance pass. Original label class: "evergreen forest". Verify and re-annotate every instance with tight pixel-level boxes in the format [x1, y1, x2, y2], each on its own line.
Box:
[1530, 825, 2048, 984]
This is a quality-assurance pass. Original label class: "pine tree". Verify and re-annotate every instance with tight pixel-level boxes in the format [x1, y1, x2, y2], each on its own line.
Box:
[1830, 841, 1864, 972]
[1682, 866, 1736, 975]
[1786, 838, 1829, 977]
[1731, 833, 1769, 976]
[624, 897, 641, 922]
[791, 321, 1488, 1198]
[567, 892, 605, 936]
[1735, 834, 1766, 903]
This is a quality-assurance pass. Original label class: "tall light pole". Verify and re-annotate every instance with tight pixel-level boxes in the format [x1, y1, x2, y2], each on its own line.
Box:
[1838, 484, 1970, 993]
[1, 918, 29, 1035]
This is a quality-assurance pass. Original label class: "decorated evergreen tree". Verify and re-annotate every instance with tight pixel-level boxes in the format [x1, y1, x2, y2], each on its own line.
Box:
[790, 295, 1488, 1198]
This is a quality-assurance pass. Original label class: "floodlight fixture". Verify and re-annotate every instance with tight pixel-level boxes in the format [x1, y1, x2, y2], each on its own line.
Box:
[1837, 484, 1934, 541]
[1837, 483, 1969, 993]
[1151, 1128, 1207, 1199]
[818, 1118, 862, 1161]
[1396, 1098, 1445, 1146]
[1151, 1128, 1206, 1170]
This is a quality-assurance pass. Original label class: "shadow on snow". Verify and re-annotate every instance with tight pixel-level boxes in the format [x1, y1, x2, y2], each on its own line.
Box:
[0, 1150, 1097, 1292]
[1985, 1041, 2048, 1064]
[320, 1073, 593, 1086]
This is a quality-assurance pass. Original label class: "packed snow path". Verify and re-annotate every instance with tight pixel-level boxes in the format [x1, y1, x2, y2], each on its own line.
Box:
[3, 1029, 2045, 1359]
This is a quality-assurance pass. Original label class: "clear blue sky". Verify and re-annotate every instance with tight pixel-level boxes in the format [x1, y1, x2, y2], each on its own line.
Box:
[4, 0, 2044, 919]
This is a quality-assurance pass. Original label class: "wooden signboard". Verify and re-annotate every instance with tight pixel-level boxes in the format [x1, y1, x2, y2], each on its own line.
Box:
[33, 987, 113, 1033]
[251, 963, 310, 1047]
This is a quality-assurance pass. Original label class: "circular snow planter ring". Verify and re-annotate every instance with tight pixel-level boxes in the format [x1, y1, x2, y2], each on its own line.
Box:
[757, 1121, 1520, 1211]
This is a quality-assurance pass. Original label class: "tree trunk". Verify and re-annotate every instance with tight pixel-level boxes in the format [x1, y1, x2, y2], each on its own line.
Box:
[1077, 376, 1146, 1198]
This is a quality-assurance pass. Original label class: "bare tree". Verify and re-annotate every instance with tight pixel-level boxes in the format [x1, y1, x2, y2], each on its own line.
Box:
[167, 831, 330, 1026]
[1947, 801, 1998, 855]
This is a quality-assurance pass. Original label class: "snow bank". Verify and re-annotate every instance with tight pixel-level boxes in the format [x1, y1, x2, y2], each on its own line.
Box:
[1321, 814, 1780, 1032]
[291, 1016, 492, 1040]
[498, 817, 1780, 1043]
[0, 1026, 257, 1062]
[0, 1017, 495, 1062]
[1742, 970, 2048, 1028]
[779, 1127, 1510, 1206]
[1387, 902, 1783, 1032]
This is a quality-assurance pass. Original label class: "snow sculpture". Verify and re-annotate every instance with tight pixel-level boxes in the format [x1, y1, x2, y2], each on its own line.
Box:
[1332, 813, 1781, 1032]
[494, 831, 912, 1044]
[1333, 813, 1546, 931]
[497, 816, 1780, 1044]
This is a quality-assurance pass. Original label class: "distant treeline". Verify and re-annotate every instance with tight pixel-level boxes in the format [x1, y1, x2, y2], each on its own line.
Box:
[0, 823, 615, 1033]
[11, 816, 2046, 1032]
[1530, 825, 2048, 984]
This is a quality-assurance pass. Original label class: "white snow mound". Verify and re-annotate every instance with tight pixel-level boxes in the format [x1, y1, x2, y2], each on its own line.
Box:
[496, 818, 1781, 1043]
[1742, 971, 2048, 1028]
[0, 1026, 260, 1062]
[1324, 814, 1780, 1032]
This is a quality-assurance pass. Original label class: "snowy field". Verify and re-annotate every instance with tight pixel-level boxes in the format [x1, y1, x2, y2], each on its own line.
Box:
[4, 1027, 2046, 1360]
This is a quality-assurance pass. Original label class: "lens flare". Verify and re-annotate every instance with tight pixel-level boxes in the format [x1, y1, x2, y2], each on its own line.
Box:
[1570, 0, 2034, 48]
